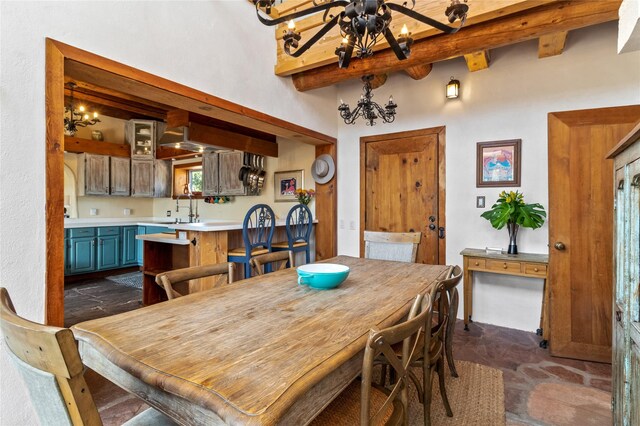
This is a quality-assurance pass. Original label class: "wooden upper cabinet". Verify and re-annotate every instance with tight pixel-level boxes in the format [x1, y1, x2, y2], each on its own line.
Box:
[202, 151, 246, 196]
[78, 153, 110, 196]
[218, 151, 245, 196]
[110, 156, 130, 196]
[202, 152, 218, 196]
[131, 159, 154, 197]
[154, 159, 172, 198]
[126, 119, 157, 160]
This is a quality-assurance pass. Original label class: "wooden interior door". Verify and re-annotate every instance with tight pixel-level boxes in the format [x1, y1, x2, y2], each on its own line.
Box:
[548, 105, 640, 362]
[360, 128, 445, 265]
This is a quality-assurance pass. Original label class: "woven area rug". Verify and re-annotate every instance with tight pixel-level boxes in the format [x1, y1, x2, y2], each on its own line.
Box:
[408, 361, 505, 425]
[105, 271, 143, 289]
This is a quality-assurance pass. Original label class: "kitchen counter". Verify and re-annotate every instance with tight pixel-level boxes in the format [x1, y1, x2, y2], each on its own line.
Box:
[136, 233, 192, 246]
[64, 217, 178, 228]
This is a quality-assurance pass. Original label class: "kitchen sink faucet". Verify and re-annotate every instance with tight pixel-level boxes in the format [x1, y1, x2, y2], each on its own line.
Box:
[176, 193, 199, 223]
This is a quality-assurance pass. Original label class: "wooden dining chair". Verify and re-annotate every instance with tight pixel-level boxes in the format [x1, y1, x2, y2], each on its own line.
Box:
[310, 293, 432, 426]
[441, 265, 463, 377]
[155, 262, 236, 300]
[250, 251, 294, 276]
[363, 231, 422, 263]
[228, 204, 276, 279]
[0, 287, 175, 426]
[379, 282, 453, 426]
[272, 204, 313, 265]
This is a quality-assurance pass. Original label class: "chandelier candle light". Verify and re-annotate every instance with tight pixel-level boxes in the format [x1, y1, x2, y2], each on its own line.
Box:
[339, 75, 397, 125]
[64, 82, 100, 136]
[254, 0, 469, 69]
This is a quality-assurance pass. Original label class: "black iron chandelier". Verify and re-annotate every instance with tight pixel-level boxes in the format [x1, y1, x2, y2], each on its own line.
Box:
[339, 75, 396, 126]
[254, 0, 469, 68]
[64, 82, 100, 136]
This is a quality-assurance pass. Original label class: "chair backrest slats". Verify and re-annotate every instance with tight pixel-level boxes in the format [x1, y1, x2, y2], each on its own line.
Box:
[364, 231, 422, 263]
[250, 251, 295, 275]
[286, 204, 313, 246]
[156, 262, 235, 300]
[243, 204, 276, 254]
[0, 288, 103, 426]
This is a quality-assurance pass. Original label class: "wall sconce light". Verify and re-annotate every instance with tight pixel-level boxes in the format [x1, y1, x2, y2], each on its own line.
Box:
[446, 76, 460, 99]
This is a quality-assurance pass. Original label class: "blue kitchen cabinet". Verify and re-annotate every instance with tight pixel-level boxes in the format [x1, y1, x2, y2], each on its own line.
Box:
[96, 227, 121, 270]
[121, 226, 138, 267]
[97, 235, 120, 270]
[136, 226, 146, 266]
[63, 229, 70, 275]
[69, 236, 96, 274]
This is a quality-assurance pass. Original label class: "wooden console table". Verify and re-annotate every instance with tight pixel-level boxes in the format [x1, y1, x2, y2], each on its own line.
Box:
[460, 248, 550, 348]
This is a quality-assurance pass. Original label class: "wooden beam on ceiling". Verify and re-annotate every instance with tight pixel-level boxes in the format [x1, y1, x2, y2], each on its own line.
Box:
[64, 92, 165, 121]
[156, 146, 200, 160]
[167, 110, 279, 157]
[274, 0, 559, 76]
[60, 51, 335, 146]
[369, 74, 388, 89]
[538, 31, 569, 58]
[291, 0, 621, 91]
[64, 136, 130, 157]
[403, 64, 433, 80]
[464, 51, 491, 72]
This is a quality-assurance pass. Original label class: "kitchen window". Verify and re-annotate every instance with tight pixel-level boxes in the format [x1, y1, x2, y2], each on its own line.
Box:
[173, 161, 203, 198]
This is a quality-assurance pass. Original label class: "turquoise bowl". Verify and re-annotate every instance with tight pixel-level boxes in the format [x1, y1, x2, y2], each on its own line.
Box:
[297, 264, 350, 290]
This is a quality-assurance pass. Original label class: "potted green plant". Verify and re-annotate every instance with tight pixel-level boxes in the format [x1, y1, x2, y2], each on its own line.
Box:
[480, 190, 546, 254]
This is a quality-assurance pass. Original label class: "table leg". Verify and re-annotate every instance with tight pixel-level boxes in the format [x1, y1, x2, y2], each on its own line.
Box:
[539, 277, 550, 349]
[463, 261, 472, 331]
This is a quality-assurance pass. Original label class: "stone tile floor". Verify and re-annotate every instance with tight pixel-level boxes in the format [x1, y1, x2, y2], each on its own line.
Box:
[67, 280, 612, 425]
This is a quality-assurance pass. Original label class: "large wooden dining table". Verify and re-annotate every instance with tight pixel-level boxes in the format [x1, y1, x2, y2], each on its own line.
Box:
[71, 256, 448, 425]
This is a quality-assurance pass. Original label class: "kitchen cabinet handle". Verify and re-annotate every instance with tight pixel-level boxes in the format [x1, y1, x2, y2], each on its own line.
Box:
[474, 261, 479, 266]
[534, 267, 539, 272]
[503, 263, 508, 269]
[554, 242, 566, 251]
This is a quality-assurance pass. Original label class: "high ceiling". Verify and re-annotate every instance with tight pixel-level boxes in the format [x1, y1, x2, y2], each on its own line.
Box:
[256, 0, 621, 91]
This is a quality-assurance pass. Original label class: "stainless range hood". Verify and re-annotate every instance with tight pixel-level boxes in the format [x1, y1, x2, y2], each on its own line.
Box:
[158, 126, 219, 153]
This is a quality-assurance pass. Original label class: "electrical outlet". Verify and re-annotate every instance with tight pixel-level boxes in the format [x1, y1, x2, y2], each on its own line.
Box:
[123, 208, 131, 216]
[90, 208, 97, 216]
[166, 210, 171, 217]
[476, 196, 486, 208]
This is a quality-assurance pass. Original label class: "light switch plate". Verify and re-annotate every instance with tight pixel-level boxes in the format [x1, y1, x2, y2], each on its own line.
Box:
[166, 210, 171, 217]
[123, 208, 131, 216]
[476, 196, 486, 209]
[90, 208, 97, 216]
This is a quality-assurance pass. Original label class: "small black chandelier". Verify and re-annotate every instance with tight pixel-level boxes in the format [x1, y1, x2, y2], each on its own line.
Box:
[339, 75, 397, 126]
[64, 82, 100, 136]
[254, 0, 469, 68]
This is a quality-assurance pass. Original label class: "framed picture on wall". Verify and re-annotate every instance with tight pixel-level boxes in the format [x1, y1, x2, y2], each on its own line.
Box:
[476, 139, 521, 187]
[274, 170, 304, 202]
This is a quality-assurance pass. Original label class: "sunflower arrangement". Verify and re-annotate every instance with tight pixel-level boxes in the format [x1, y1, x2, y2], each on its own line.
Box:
[294, 188, 316, 205]
[481, 190, 546, 230]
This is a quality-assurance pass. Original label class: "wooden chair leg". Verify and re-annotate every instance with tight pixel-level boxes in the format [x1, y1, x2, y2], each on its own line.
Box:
[446, 289, 460, 377]
[423, 365, 433, 426]
[438, 358, 453, 417]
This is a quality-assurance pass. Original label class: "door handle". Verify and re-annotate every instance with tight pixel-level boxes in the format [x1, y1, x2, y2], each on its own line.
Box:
[554, 242, 566, 251]
[438, 227, 445, 239]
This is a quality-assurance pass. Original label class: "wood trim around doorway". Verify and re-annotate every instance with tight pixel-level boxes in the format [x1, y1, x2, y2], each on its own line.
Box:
[359, 126, 446, 264]
[45, 39, 337, 326]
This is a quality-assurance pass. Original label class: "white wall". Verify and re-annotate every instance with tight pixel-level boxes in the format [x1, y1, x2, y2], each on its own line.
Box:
[336, 21, 640, 331]
[0, 2, 336, 424]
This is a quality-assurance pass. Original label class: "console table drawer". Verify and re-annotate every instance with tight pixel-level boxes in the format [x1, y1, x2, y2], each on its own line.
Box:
[486, 259, 521, 273]
[523, 263, 547, 277]
[468, 258, 486, 269]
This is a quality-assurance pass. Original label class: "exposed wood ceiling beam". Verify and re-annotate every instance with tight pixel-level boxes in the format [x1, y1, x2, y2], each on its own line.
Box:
[369, 74, 388, 89]
[64, 136, 130, 157]
[538, 31, 569, 58]
[291, 0, 620, 91]
[156, 146, 200, 160]
[62, 55, 335, 145]
[64, 92, 165, 121]
[167, 110, 279, 157]
[464, 51, 491, 72]
[403, 64, 433, 80]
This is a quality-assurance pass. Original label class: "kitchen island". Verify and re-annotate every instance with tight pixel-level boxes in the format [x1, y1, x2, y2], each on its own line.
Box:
[137, 220, 315, 305]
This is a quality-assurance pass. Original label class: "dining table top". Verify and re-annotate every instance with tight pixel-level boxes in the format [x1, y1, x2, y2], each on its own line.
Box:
[71, 256, 449, 425]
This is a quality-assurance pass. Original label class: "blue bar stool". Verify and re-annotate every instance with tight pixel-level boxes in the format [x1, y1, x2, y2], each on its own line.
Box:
[272, 204, 313, 265]
[228, 204, 275, 279]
